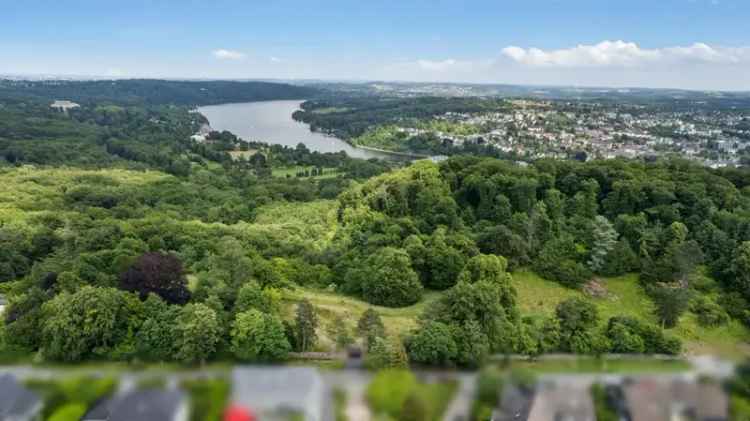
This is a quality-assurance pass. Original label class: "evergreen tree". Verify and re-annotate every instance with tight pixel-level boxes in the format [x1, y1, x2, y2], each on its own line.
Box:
[588, 216, 618, 273]
[357, 308, 386, 351]
[294, 299, 318, 352]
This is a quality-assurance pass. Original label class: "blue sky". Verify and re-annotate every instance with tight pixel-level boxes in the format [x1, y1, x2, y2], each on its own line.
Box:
[2, 0, 749, 90]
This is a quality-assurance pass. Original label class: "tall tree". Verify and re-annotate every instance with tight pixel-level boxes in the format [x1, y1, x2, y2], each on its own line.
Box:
[294, 299, 318, 352]
[120, 252, 190, 304]
[357, 308, 386, 351]
[174, 303, 221, 364]
[230, 309, 290, 361]
[588, 216, 618, 273]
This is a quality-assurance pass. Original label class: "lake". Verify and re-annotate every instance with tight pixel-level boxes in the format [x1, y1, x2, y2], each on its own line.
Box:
[196, 100, 400, 160]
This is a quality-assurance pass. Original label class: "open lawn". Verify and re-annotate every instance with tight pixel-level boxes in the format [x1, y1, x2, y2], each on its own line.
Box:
[281, 287, 442, 351]
[281, 269, 749, 357]
[513, 269, 750, 359]
[228, 149, 258, 160]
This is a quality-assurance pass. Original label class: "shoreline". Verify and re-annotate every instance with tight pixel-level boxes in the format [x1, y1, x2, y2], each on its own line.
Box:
[342, 142, 429, 159]
[195, 99, 428, 161]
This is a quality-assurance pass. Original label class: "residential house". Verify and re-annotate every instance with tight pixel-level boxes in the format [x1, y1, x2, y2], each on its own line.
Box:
[81, 389, 188, 421]
[622, 378, 728, 421]
[231, 366, 325, 421]
[492, 383, 535, 421]
[0, 374, 43, 421]
[526, 381, 595, 421]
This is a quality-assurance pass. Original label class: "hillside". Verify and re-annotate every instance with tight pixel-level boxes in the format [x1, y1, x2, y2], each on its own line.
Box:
[0, 79, 319, 106]
[278, 269, 749, 359]
[3, 132, 750, 366]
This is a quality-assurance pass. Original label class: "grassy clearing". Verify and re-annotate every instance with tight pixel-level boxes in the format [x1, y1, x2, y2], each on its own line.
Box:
[513, 271, 653, 321]
[228, 149, 257, 160]
[253, 200, 339, 250]
[513, 269, 750, 359]
[670, 314, 750, 360]
[280, 268, 748, 357]
[281, 287, 442, 351]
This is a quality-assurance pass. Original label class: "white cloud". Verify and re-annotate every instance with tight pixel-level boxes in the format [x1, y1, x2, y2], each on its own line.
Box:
[416, 59, 458, 71]
[270, 56, 281, 63]
[501, 40, 750, 67]
[212, 49, 246, 60]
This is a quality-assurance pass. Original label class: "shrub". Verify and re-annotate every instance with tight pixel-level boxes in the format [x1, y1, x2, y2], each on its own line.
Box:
[48, 403, 87, 421]
[606, 316, 682, 355]
[691, 296, 730, 327]
[349, 247, 423, 307]
[406, 321, 458, 366]
[366, 370, 417, 419]
[230, 309, 290, 361]
[608, 322, 645, 354]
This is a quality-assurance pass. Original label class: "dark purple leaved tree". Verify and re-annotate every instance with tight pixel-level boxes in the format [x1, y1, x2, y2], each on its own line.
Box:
[120, 252, 191, 304]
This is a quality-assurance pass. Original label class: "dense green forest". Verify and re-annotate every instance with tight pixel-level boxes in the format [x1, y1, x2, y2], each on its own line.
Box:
[1, 82, 749, 367]
[293, 96, 510, 139]
[0, 79, 318, 106]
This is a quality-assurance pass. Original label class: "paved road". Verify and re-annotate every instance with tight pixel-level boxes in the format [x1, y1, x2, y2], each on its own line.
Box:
[323, 370, 372, 421]
[441, 372, 477, 421]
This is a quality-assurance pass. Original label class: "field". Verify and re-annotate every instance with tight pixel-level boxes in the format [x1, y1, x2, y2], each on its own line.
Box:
[282, 287, 442, 350]
[281, 268, 750, 358]
[513, 270, 750, 359]
[228, 149, 258, 160]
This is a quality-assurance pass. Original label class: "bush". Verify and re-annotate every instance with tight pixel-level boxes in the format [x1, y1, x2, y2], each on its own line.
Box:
[535, 237, 591, 288]
[720, 292, 750, 326]
[606, 316, 681, 355]
[366, 370, 417, 419]
[608, 322, 645, 354]
[692, 297, 730, 327]
[48, 403, 87, 421]
[349, 248, 423, 307]
[230, 309, 290, 361]
[406, 321, 458, 366]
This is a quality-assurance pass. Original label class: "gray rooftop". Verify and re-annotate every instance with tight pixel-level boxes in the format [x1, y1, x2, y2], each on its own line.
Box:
[232, 366, 325, 421]
[0, 374, 42, 420]
[81, 389, 186, 421]
[527, 382, 595, 421]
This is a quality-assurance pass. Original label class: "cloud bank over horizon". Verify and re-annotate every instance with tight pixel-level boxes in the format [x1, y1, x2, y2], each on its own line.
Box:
[500, 40, 750, 68]
[374, 40, 750, 91]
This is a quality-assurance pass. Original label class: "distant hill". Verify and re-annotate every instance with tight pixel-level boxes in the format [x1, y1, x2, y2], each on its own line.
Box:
[0, 79, 320, 106]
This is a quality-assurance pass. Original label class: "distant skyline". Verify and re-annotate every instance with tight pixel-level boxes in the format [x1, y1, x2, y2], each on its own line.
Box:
[3, 0, 749, 91]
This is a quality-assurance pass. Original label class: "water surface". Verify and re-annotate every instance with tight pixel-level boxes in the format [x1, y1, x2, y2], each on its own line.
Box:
[197, 100, 395, 160]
